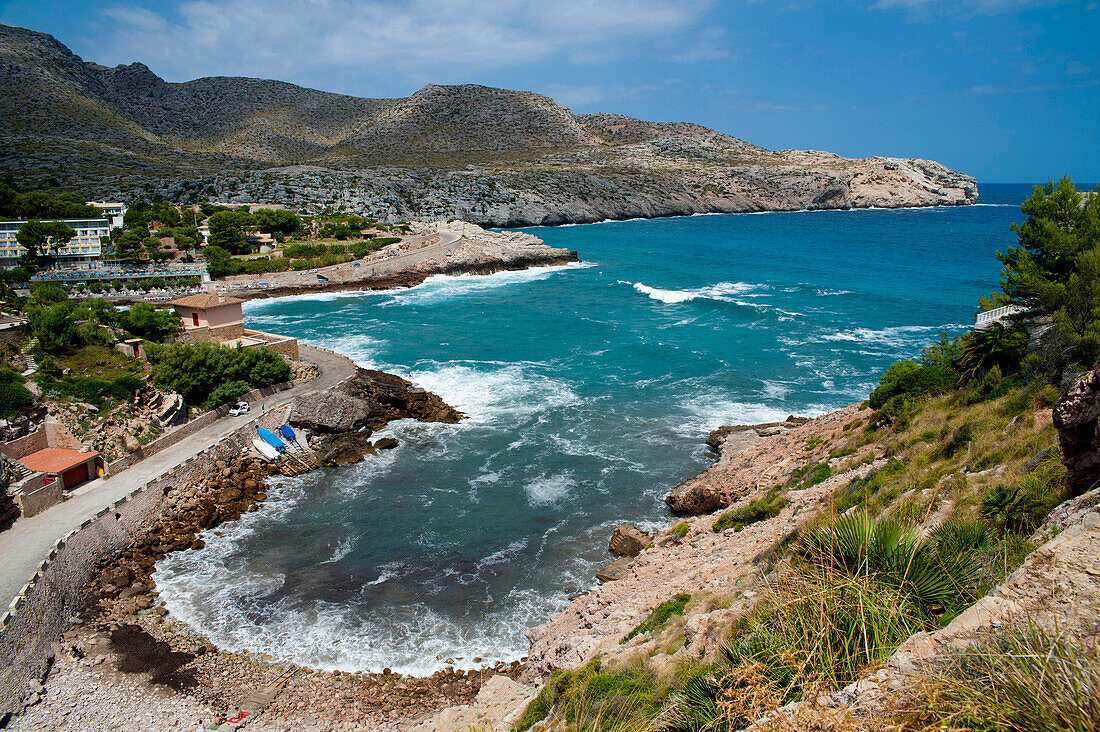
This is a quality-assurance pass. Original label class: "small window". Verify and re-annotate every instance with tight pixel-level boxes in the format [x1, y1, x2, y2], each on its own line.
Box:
[192, 312, 199, 327]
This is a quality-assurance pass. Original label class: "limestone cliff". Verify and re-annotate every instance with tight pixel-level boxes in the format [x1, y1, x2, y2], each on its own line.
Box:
[0, 24, 976, 226]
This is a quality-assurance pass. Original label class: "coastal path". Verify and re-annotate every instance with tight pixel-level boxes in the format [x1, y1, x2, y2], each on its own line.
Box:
[0, 345, 356, 611]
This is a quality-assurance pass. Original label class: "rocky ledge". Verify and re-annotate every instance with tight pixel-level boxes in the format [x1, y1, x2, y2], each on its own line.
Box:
[667, 415, 811, 514]
[289, 367, 462, 466]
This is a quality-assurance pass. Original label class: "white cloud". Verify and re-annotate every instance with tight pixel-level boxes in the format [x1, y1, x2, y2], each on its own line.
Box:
[84, 0, 717, 89]
[1065, 60, 1091, 76]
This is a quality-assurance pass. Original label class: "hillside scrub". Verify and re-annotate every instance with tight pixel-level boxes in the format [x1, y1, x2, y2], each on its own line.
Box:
[514, 181, 1086, 732]
[146, 342, 291, 408]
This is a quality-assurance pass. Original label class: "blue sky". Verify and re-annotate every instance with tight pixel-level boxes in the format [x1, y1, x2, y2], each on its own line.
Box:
[2, 0, 1097, 182]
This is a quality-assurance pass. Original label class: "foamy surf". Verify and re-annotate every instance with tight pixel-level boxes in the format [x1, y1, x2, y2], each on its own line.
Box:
[623, 279, 764, 304]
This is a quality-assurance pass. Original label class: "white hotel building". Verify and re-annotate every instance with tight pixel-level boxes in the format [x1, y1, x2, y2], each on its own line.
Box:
[0, 218, 110, 267]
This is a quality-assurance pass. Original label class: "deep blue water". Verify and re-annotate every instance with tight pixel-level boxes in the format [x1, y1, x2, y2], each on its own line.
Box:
[156, 184, 1032, 675]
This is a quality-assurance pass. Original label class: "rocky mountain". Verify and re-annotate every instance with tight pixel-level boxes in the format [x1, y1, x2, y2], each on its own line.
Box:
[0, 23, 977, 225]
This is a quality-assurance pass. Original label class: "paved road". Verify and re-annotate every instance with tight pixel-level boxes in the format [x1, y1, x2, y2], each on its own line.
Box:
[0, 345, 355, 611]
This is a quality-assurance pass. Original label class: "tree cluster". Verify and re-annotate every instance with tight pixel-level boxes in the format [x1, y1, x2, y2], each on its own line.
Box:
[146, 342, 291, 408]
[0, 180, 100, 220]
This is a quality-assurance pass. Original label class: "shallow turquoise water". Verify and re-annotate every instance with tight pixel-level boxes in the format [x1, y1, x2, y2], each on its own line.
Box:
[156, 185, 1031, 675]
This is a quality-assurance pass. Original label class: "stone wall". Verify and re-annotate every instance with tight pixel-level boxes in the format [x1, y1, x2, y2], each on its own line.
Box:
[0, 428, 48, 461]
[251, 333, 299, 360]
[16, 479, 58, 518]
[0, 404, 292, 718]
[0, 323, 28, 349]
[104, 379, 296, 475]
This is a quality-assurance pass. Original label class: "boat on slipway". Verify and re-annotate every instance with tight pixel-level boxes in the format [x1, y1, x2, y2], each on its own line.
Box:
[251, 437, 281, 461]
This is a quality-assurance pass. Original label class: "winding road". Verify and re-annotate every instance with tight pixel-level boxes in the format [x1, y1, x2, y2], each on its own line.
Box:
[0, 345, 356, 611]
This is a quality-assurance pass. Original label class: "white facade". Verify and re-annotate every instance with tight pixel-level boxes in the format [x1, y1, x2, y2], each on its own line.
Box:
[0, 219, 109, 267]
[86, 202, 128, 229]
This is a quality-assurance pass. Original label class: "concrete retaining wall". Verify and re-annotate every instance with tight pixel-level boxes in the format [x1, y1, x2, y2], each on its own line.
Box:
[16, 480, 60, 518]
[0, 404, 293, 718]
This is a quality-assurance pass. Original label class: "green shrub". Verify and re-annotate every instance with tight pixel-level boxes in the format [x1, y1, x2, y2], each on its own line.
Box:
[720, 568, 927, 705]
[670, 522, 689, 539]
[800, 512, 978, 615]
[146, 342, 291, 407]
[868, 360, 957, 410]
[788, 460, 832, 489]
[515, 660, 668, 732]
[713, 492, 788, 532]
[0, 371, 33, 417]
[207, 380, 251, 408]
[622, 594, 691, 643]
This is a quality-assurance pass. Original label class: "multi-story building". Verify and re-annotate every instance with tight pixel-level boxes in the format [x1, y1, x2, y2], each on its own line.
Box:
[86, 202, 128, 229]
[0, 218, 109, 267]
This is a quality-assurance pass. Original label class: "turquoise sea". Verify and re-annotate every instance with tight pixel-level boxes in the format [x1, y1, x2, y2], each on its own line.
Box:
[156, 184, 1032, 675]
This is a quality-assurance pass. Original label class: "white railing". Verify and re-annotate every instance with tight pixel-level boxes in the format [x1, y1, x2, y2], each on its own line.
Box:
[975, 305, 1021, 328]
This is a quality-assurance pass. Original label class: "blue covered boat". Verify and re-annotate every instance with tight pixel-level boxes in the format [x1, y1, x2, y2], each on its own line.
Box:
[257, 427, 286, 453]
[279, 424, 296, 442]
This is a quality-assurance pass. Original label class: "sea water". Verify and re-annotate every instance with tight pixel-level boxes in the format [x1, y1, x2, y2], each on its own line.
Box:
[155, 184, 1032, 675]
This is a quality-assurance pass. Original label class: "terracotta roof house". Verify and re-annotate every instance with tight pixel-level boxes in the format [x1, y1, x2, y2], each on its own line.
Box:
[170, 294, 245, 339]
[169, 293, 299, 360]
[18, 448, 102, 491]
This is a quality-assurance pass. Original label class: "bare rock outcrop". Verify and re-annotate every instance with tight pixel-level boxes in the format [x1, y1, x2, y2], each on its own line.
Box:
[290, 367, 462, 435]
[1053, 365, 1100, 496]
[608, 525, 650, 557]
[289, 391, 378, 433]
[343, 369, 462, 425]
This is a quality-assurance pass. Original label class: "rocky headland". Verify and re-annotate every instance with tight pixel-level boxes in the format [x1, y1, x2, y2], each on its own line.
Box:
[1, 23, 976, 227]
[230, 220, 579, 302]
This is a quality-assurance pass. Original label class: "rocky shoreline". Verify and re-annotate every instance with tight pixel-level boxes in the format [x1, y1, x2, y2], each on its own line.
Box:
[219, 219, 580, 303]
[7, 390, 872, 731]
[6, 366, 530, 731]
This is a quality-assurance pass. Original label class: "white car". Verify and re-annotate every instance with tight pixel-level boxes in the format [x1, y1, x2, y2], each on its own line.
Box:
[229, 401, 250, 416]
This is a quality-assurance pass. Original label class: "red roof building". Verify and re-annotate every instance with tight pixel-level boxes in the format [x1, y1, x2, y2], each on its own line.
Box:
[17, 448, 102, 490]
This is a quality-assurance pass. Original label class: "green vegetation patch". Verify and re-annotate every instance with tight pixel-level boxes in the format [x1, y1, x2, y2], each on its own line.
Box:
[147, 342, 291, 409]
[670, 521, 689, 539]
[514, 659, 669, 732]
[713, 490, 789, 532]
[621, 593, 692, 644]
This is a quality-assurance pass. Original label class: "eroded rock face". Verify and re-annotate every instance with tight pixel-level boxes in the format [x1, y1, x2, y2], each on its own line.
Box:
[343, 369, 463, 425]
[665, 478, 725, 515]
[1053, 367, 1100, 497]
[608, 525, 651, 557]
[289, 391, 379, 433]
[318, 432, 377, 467]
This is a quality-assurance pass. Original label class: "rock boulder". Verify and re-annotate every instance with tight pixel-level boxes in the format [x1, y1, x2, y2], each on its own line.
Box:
[665, 476, 725, 515]
[1054, 366, 1100, 497]
[289, 391, 380, 433]
[608, 525, 650, 557]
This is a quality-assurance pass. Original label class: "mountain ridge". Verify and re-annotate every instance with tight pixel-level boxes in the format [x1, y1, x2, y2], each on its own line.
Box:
[0, 23, 977, 225]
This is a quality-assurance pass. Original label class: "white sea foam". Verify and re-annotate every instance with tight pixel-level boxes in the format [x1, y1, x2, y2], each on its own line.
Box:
[321, 535, 356, 564]
[375, 261, 596, 308]
[623, 280, 764, 305]
[819, 323, 967, 348]
[524, 472, 576, 505]
[407, 361, 579, 424]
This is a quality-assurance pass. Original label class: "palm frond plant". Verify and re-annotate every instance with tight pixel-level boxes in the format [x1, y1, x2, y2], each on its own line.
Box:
[799, 512, 978, 615]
